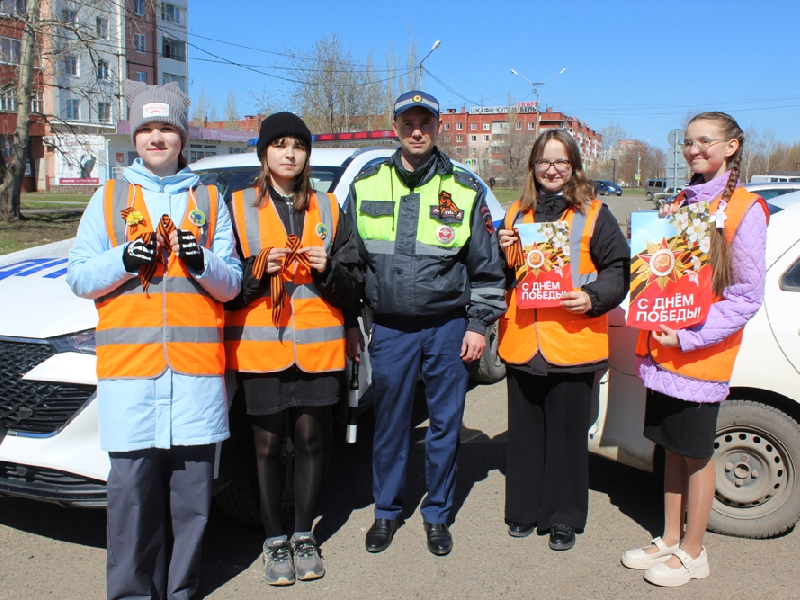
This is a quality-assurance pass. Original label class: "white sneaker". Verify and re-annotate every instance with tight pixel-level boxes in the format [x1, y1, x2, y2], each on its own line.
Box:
[644, 547, 710, 587]
[621, 536, 680, 570]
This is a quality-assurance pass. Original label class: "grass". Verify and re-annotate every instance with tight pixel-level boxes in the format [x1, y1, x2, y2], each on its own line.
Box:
[0, 192, 90, 255]
[492, 187, 520, 205]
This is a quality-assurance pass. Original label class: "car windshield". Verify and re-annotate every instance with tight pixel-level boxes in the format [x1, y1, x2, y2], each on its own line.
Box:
[195, 165, 345, 202]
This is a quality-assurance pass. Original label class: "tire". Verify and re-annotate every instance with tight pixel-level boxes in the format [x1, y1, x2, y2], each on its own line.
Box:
[469, 321, 506, 383]
[645, 192, 653, 201]
[708, 399, 800, 539]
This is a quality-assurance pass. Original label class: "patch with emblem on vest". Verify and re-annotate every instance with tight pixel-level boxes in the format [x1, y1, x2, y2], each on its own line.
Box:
[429, 190, 464, 223]
[480, 203, 493, 235]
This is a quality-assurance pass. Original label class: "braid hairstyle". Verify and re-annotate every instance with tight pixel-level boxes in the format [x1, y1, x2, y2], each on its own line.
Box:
[687, 111, 744, 296]
[519, 129, 595, 215]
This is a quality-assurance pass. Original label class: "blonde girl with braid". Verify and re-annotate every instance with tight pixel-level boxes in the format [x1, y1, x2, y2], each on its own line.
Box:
[622, 112, 769, 587]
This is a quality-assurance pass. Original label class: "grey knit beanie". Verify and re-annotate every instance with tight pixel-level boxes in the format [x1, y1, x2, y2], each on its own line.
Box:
[126, 80, 190, 147]
[256, 112, 312, 157]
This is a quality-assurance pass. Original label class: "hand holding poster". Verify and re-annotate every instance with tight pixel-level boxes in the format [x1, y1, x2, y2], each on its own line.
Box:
[514, 221, 573, 308]
[628, 201, 713, 330]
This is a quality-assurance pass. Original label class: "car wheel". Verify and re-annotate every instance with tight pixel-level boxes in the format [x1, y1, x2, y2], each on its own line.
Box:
[708, 399, 800, 539]
[469, 321, 506, 383]
[645, 192, 653, 201]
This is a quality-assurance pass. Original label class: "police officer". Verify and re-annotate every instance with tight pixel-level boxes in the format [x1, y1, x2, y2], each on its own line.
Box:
[346, 91, 506, 556]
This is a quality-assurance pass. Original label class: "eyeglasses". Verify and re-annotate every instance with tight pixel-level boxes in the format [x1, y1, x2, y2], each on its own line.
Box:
[534, 159, 572, 173]
[679, 137, 729, 152]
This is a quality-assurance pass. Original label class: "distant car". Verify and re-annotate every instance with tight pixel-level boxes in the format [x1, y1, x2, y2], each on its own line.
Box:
[744, 182, 800, 209]
[645, 178, 685, 202]
[0, 147, 507, 525]
[594, 180, 623, 196]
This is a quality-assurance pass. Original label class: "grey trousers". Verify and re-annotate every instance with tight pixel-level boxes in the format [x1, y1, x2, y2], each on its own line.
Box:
[106, 444, 215, 600]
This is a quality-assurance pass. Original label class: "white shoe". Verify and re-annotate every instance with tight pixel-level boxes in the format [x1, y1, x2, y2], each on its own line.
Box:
[621, 537, 680, 570]
[643, 547, 710, 587]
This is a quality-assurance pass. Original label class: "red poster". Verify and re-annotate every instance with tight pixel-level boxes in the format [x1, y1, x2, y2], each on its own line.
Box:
[627, 203, 713, 330]
[514, 221, 573, 308]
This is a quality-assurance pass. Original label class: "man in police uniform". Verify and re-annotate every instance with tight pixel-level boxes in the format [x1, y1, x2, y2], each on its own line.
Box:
[346, 91, 505, 556]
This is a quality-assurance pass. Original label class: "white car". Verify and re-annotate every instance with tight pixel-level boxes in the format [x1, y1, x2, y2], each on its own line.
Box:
[0, 147, 506, 523]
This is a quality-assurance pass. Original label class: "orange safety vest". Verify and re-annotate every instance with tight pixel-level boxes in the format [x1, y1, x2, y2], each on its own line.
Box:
[95, 180, 225, 380]
[498, 199, 609, 366]
[636, 187, 769, 382]
[225, 188, 346, 373]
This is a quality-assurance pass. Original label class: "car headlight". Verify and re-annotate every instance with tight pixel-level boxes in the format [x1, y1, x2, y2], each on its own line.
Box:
[48, 329, 96, 355]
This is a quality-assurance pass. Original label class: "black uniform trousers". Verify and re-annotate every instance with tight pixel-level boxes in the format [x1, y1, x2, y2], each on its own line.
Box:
[106, 444, 215, 600]
[504, 368, 593, 531]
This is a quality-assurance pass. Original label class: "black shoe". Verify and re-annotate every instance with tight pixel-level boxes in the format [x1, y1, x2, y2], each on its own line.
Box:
[365, 519, 399, 553]
[423, 522, 452, 556]
[548, 523, 575, 551]
[508, 521, 536, 538]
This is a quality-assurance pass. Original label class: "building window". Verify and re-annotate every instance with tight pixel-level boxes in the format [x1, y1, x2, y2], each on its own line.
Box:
[162, 36, 186, 61]
[98, 102, 111, 123]
[97, 59, 110, 80]
[470, 135, 477, 142]
[470, 123, 477, 131]
[0, 36, 21, 64]
[483, 123, 490, 131]
[64, 98, 80, 120]
[161, 3, 180, 23]
[30, 90, 42, 113]
[61, 7, 77, 24]
[528, 122, 535, 130]
[484, 135, 490, 142]
[456, 135, 463, 142]
[443, 135, 450, 142]
[62, 55, 78, 75]
[162, 73, 186, 92]
[515, 122, 522, 130]
[135, 70, 147, 83]
[133, 0, 144, 15]
[456, 122, 463, 130]
[444, 122, 450, 131]
[96, 17, 108, 39]
[0, 90, 16, 112]
[0, 0, 26, 15]
[134, 33, 146, 53]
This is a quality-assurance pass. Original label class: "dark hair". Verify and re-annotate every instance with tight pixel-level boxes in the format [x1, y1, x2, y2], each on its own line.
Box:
[687, 111, 744, 296]
[253, 136, 313, 211]
[177, 151, 188, 170]
[518, 129, 595, 214]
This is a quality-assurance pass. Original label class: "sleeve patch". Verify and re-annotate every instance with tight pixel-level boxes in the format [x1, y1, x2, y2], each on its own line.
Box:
[480, 203, 494, 235]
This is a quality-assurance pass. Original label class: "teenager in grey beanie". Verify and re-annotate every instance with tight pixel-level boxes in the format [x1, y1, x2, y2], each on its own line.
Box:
[126, 80, 191, 147]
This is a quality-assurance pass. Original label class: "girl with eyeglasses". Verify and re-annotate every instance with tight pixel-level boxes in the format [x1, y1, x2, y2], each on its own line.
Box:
[622, 112, 768, 587]
[496, 129, 629, 551]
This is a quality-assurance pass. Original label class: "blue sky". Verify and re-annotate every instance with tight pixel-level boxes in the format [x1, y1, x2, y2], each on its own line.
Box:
[186, 0, 800, 154]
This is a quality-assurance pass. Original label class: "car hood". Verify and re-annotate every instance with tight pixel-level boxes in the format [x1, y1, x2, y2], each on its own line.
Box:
[0, 239, 98, 339]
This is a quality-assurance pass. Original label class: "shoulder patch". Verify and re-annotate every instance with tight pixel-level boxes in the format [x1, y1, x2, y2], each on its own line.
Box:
[353, 157, 391, 183]
[452, 168, 483, 192]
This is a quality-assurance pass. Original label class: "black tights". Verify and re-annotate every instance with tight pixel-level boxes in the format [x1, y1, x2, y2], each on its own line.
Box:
[250, 405, 331, 538]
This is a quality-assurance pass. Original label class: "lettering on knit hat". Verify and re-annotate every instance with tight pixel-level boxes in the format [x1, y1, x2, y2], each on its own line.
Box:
[143, 102, 170, 118]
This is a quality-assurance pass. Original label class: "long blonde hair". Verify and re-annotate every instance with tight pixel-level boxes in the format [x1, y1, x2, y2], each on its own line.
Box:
[518, 129, 595, 214]
[687, 112, 744, 296]
[253, 136, 313, 211]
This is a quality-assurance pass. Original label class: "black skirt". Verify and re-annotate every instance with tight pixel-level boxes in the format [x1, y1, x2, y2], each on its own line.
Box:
[238, 367, 342, 416]
[643, 389, 720, 459]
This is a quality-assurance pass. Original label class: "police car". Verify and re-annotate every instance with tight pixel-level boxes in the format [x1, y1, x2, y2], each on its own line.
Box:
[0, 147, 507, 524]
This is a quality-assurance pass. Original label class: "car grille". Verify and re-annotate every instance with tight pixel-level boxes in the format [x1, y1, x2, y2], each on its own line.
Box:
[0, 461, 106, 496]
[0, 340, 95, 435]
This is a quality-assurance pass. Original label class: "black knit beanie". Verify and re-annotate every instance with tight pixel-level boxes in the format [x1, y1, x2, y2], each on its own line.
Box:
[256, 112, 312, 156]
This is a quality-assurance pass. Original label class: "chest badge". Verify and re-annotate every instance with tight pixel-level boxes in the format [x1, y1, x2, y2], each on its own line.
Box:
[430, 190, 464, 223]
[436, 224, 455, 245]
[188, 209, 206, 227]
[121, 208, 145, 228]
[315, 222, 329, 239]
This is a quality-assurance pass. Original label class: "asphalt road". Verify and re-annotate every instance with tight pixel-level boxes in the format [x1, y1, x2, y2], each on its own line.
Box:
[1, 378, 799, 600]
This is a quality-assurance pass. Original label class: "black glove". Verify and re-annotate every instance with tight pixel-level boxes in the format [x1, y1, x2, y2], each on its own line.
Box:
[175, 229, 205, 273]
[123, 238, 158, 273]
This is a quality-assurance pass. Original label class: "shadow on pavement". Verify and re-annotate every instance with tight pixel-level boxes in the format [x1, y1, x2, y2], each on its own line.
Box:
[0, 497, 106, 548]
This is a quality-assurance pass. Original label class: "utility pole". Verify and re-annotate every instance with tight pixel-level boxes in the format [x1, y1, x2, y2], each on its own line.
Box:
[510, 67, 566, 140]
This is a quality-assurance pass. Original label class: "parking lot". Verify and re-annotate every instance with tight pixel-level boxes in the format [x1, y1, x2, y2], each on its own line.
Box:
[1, 377, 799, 600]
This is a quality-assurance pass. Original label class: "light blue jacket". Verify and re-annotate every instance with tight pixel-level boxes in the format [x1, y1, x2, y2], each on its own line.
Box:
[67, 159, 242, 452]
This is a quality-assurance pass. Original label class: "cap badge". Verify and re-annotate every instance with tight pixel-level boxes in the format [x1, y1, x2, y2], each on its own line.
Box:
[142, 102, 170, 118]
[412, 94, 422, 103]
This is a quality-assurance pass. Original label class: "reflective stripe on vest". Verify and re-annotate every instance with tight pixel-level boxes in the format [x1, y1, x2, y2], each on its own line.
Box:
[497, 199, 609, 366]
[635, 187, 769, 382]
[225, 188, 345, 373]
[95, 180, 225, 380]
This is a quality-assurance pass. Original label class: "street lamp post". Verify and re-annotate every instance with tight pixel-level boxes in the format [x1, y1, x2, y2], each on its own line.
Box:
[611, 158, 616, 185]
[419, 40, 441, 90]
[510, 67, 566, 140]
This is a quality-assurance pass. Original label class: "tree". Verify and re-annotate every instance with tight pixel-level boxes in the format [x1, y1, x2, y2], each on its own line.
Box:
[224, 89, 239, 129]
[192, 83, 207, 126]
[0, 0, 40, 221]
[496, 107, 530, 188]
